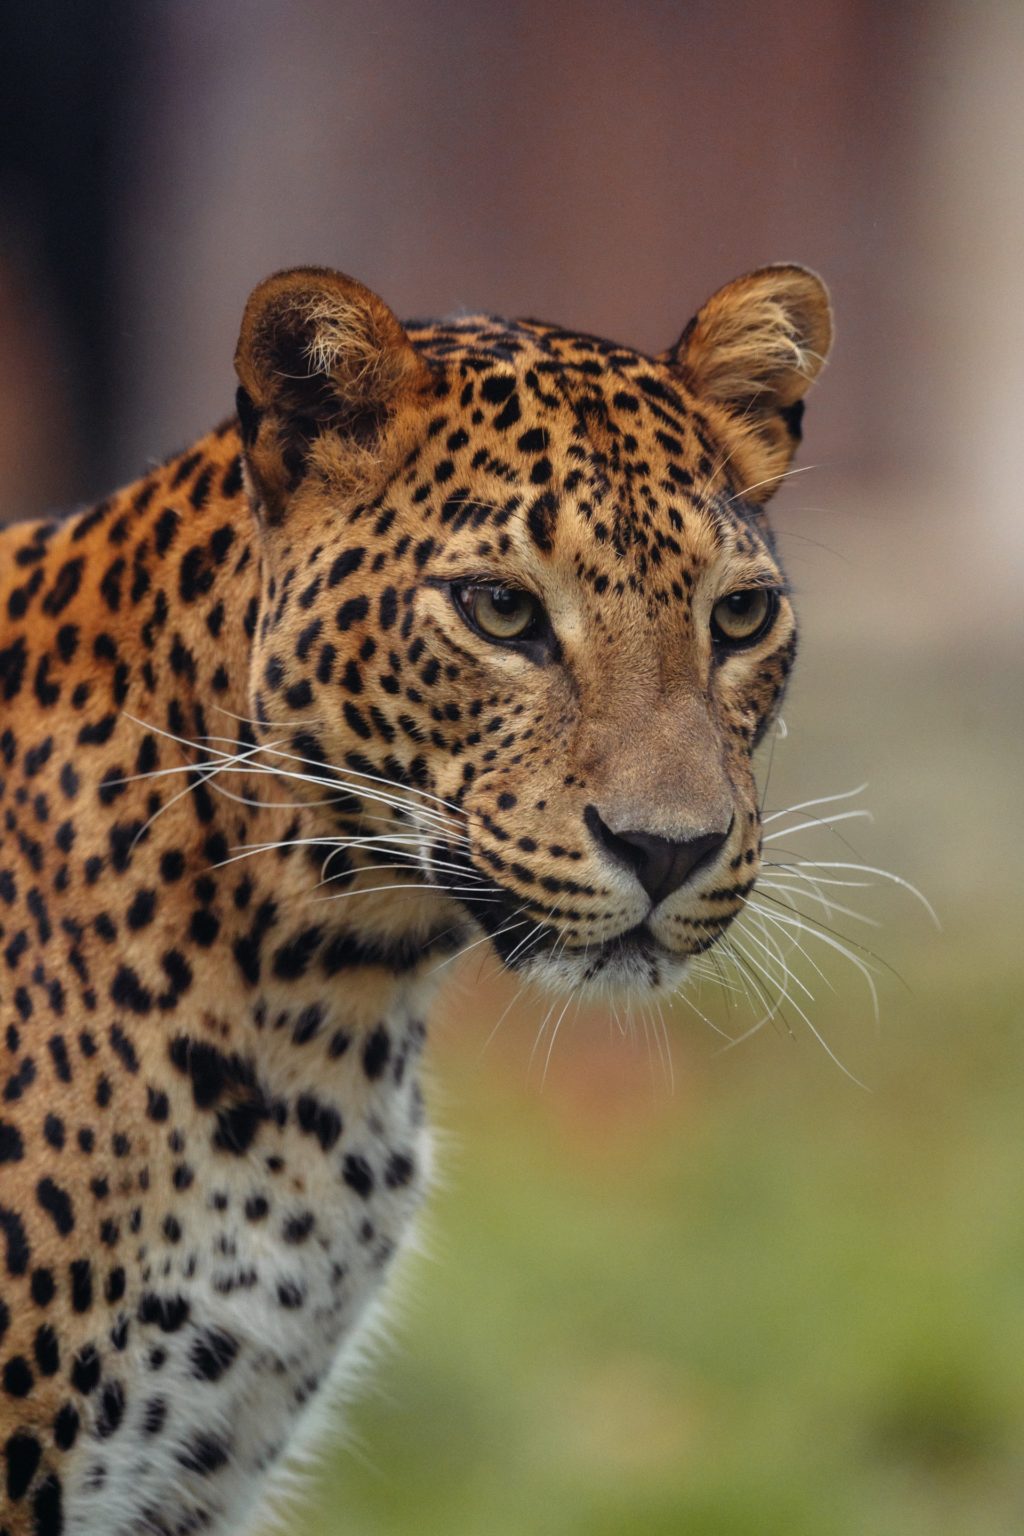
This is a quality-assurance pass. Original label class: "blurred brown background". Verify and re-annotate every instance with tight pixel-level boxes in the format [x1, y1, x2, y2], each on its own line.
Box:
[1, 3, 1021, 1533]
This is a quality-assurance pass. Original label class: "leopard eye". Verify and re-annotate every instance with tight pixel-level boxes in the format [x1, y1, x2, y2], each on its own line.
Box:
[454, 583, 544, 643]
[710, 588, 779, 648]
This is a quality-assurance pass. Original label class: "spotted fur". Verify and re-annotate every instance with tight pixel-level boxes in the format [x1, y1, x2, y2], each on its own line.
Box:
[0, 263, 830, 1535]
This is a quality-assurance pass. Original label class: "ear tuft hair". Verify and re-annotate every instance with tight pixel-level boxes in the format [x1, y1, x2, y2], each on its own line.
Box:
[234, 267, 429, 518]
[665, 265, 832, 502]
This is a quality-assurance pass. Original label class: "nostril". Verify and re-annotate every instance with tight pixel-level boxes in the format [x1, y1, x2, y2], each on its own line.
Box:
[583, 804, 646, 875]
[584, 805, 732, 904]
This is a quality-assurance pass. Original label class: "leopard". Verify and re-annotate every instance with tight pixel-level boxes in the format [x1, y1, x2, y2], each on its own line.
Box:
[0, 261, 831, 1536]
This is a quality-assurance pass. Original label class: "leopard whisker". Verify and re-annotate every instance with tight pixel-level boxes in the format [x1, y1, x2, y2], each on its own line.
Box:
[758, 879, 881, 930]
[429, 910, 532, 975]
[738, 916, 816, 1003]
[540, 983, 576, 1086]
[124, 735, 275, 850]
[672, 985, 737, 1043]
[124, 713, 470, 842]
[724, 461, 818, 504]
[222, 835, 481, 886]
[761, 783, 869, 823]
[256, 740, 469, 826]
[747, 899, 881, 1023]
[761, 808, 873, 843]
[730, 930, 868, 1088]
[745, 904, 838, 1002]
[209, 704, 470, 823]
[768, 860, 940, 928]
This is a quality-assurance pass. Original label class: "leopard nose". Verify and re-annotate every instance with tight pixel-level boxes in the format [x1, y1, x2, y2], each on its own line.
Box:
[584, 805, 732, 905]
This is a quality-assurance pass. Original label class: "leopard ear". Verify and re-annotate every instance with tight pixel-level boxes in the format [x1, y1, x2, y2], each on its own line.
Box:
[234, 267, 430, 520]
[664, 264, 832, 502]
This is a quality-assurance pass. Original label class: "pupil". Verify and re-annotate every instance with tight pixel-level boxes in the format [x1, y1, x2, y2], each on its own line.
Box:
[491, 587, 519, 615]
[729, 592, 753, 613]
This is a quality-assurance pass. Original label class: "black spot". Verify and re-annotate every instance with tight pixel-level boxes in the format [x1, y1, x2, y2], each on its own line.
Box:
[272, 926, 323, 980]
[336, 595, 369, 631]
[3, 1355, 33, 1396]
[146, 1086, 170, 1122]
[42, 556, 84, 616]
[328, 547, 365, 586]
[138, 1293, 190, 1332]
[190, 1327, 239, 1383]
[31, 1473, 63, 1536]
[378, 586, 398, 629]
[221, 455, 244, 497]
[54, 1402, 80, 1451]
[169, 1036, 240, 1109]
[213, 1100, 270, 1156]
[126, 890, 157, 931]
[284, 679, 313, 711]
[494, 393, 521, 430]
[36, 1178, 74, 1236]
[189, 465, 214, 510]
[342, 1153, 374, 1199]
[0, 636, 28, 701]
[188, 909, 220, 947]
[362, 1026, 391, 1080]
[282, 1211, 315, 1244]
[291, 1003, 324, 1046]
[71, 1344, 101, 1394]
[527, 490, 558, 553]
[110, 965, 153, 1016]
[69, 1259, 92, 1313]
[385, 1151, 416, 1188]
[33, 1324, 60, 1376]
[295, 1094, 342, 1153]
[481, 374, 516, 403]
[5, 1429, 42, 1500]
[95, 1379, 125, 1438]
[30, 1268, 54, 1306]
[176, 1432, 229, 1475]
[160, 850, 185, 882]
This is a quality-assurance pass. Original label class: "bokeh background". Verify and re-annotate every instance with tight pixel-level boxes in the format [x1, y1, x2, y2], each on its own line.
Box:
[2, 3, 1021, 1533]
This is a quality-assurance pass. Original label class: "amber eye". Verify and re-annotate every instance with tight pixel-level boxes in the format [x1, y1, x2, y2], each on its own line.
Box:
[454, 583, 544, 643]
[710, 588, 779, 648]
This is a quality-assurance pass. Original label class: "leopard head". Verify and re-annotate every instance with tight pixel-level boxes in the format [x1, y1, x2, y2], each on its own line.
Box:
[234, 263, 831, 997]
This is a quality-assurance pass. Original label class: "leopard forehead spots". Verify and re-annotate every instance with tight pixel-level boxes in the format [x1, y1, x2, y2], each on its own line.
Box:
[0, 261, 830, 1535]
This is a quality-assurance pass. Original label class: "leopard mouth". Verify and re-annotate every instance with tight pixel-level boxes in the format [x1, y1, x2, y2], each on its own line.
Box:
[544, 923, 659, 963]
[486, 912, 691, 996]
[571, 924, 683, 979]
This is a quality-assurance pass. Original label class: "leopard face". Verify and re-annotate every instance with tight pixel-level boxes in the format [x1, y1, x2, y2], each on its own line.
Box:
[236, 265, 830, 1001]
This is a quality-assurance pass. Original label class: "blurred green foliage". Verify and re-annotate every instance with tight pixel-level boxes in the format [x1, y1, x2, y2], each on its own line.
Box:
[285, 908, 1021, 1536]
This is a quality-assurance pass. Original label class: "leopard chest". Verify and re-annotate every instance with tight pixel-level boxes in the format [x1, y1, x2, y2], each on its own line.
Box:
[62, 996, 432, 1536]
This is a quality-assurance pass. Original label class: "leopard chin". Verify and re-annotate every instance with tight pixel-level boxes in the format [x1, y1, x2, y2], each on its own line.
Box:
[527, 938, 693, 1001]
